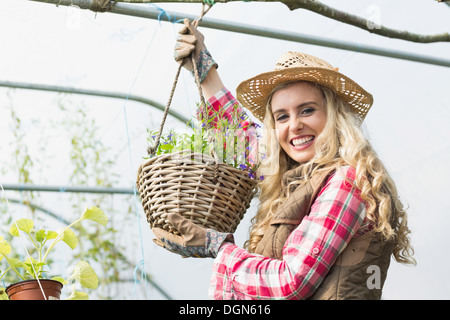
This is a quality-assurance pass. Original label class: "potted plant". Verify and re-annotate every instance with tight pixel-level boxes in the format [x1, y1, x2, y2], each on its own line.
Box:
[0, 206, 108, 300]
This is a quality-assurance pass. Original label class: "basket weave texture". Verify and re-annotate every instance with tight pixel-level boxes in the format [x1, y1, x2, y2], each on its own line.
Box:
[136, 150, 257, 235]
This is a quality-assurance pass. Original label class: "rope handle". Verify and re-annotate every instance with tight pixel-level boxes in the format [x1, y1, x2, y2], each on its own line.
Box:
[148, 4, 218, 162]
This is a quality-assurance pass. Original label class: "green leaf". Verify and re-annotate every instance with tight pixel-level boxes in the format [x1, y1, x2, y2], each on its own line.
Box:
[66, 290, 89, 300]
[9, 218, 34, 237]
[9, 257, 33, 278]
[72, 261, 98, 289]
[0, 287, 9, 300]
[0, 237, 11, 256]
[35, 229, 46, 243]
[46, 231, 58, 240]
[61, 228, 78, 250]
[22, 257, 43, 277]
[24, 257, 40, 266]
[51, 276, 66, 285]
[160, 143, 174, 151]
[9, 258, 26, 269]
[81, 207, 108, 226]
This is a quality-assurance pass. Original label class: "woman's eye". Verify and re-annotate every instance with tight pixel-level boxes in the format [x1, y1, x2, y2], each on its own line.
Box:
[301, 107, 315, 115]
[276, 114, 288, 122]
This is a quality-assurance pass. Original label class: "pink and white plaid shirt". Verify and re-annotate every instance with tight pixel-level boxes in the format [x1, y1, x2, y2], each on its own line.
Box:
[206, 88, 371, 300]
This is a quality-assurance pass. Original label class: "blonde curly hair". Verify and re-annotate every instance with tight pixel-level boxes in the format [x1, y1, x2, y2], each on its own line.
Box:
[245, 81, 416, 266]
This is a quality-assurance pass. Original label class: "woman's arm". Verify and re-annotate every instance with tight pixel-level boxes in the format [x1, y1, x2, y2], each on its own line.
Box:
[201, 66, 225, 100]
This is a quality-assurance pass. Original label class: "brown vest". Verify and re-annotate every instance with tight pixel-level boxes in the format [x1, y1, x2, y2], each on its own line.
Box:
[254, 166, 394, 300]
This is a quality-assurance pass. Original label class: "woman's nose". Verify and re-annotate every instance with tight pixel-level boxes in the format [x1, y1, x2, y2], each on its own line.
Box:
[289, 117, 304, 133]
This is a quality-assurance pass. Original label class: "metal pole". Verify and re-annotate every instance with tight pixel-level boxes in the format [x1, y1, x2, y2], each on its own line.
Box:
[0, 80, 190, 125]
[1, 183, 134, 194]
[27, 0, 450, 68]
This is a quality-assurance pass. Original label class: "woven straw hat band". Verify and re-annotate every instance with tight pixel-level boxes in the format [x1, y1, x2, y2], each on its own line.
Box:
[236, 52, 373, 123]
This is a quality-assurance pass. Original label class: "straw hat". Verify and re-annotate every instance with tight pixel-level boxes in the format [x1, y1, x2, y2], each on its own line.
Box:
[236, 52, 373, 123]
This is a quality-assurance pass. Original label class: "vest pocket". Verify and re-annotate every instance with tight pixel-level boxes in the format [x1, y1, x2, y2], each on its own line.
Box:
[336, 231, 375, 267]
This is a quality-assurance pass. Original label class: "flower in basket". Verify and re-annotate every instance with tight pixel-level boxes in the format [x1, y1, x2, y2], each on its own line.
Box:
[146, 101, 264, 181]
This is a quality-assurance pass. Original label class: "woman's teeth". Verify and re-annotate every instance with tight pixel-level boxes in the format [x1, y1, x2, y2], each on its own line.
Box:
[292, 136, 314, 146]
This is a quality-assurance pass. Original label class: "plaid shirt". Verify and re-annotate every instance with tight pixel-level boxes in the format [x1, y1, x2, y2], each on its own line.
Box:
[207, 88, 370, 300]
[204, 87, 247, 124]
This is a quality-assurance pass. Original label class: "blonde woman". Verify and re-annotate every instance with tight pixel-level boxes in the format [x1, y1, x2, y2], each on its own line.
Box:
[152, 19, 416, 300]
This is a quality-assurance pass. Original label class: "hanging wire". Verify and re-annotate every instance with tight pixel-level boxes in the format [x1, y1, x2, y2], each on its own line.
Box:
[120, 20, 162, 300]
[119, 4, 198, 298]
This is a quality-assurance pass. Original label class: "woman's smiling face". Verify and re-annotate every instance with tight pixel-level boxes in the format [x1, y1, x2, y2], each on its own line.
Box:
[270, 82, 327, 164]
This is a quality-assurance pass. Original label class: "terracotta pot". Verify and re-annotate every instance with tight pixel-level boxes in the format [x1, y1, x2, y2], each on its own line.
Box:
[6, 279, 63, 300]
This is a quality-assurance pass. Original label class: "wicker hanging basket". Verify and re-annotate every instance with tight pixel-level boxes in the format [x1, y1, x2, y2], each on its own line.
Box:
[137, 150, 257, 234]
[136, 19, 257, 235]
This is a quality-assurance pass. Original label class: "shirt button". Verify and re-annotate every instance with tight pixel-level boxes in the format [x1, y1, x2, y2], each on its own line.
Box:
[312, 247, 320, 255]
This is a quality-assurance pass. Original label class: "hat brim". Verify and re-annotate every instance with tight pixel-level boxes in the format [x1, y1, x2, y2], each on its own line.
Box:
[236, 67, 373, 123]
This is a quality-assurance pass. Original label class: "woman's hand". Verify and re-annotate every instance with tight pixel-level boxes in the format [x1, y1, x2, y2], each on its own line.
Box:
[174, 18, 218, 83]
[174, 18, 205, 71]
[152, 213, 233, 258]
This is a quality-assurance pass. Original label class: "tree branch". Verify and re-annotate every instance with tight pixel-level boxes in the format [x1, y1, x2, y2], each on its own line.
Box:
[282, 0, 449, 43]
[105, 0, 449, 43]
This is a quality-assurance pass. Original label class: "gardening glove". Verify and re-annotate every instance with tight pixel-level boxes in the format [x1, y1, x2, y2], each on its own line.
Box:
[174, 18, 217, 82]
[152, 213, 233, 258]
